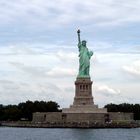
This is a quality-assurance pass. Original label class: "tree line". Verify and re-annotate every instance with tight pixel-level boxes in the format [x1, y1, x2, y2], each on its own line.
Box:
[0, 101, 140, 121]
[105, 103, 140, 120]
[0, 100, 60, 121]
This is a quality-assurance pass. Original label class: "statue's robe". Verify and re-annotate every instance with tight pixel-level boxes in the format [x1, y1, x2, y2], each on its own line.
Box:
[78, 43, 91, 77]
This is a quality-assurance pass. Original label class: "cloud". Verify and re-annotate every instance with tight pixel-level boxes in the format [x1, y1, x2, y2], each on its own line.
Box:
[122, 60, 140, 77]
[0, 46, 78, 106]
[1, 0, 140, 28]
[0, 45, 41, 55]
[10, 62, 47, 78]
[47, 67, 76, 77]
[0, 79, 63, 105]
[93, 83, 133, 106]
[56, 50, 77, 61]
[5, 48, 78, 79]
[94, 84, 120, 97]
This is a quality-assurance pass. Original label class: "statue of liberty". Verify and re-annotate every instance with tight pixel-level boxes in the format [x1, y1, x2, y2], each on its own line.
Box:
[77, 29, 93, 78]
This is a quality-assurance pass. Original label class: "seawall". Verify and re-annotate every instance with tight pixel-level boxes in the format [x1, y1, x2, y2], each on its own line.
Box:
[1, 121, 139, 128]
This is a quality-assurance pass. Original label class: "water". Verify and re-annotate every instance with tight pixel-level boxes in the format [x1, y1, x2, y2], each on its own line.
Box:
[0, 127, 139, 140]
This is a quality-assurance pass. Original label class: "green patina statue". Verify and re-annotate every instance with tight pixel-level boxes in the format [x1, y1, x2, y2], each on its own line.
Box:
[77, 29, 93, 78]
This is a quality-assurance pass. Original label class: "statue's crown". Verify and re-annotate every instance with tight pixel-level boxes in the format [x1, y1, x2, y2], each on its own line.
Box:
[82, 40, 86, 43]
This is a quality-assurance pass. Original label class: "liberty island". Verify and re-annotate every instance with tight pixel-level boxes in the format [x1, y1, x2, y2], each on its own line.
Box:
[1, 30, 136, 128]
[32, 30, 134, 127]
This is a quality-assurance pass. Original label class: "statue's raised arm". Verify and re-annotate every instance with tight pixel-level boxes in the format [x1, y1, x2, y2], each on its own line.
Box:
[77, 29, 81, 44]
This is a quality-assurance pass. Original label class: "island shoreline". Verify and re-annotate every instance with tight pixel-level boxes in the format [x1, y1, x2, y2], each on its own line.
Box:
[1, 121, 139, 129]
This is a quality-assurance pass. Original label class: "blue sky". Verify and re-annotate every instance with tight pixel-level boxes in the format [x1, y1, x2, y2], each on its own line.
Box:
[0, 0, 140, 107]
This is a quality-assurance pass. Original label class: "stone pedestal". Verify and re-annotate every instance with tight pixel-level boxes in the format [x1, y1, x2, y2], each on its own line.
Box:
[62, 77, 107, 113]
[73, 77, 94, 106]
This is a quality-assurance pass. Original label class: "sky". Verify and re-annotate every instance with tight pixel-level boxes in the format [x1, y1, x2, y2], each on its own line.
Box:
[0, 0, 140, 108]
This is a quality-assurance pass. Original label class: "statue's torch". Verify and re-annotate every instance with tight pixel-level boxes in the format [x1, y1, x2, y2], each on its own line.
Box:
[77, 29, 81, 43]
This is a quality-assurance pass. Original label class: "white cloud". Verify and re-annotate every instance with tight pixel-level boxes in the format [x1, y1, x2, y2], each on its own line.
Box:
[122, 60, 140, 76]
[94, 84, 120, 97]
[47, 67, 76, 77]
[1, 0, 140, 27]
[0, 45, 77, 106]
[56, 50, 77, 61]
[0, 80, 63, 105]
[93, 83, 133, 107]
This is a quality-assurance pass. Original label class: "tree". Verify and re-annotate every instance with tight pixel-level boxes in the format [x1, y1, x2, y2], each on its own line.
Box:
[0, 100, 60, 121]
[105, 103, 140, 120]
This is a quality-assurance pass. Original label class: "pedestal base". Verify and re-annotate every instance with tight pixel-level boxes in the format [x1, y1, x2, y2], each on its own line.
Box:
[62, 105, 107, 113]
[62, 77, 107, 113]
